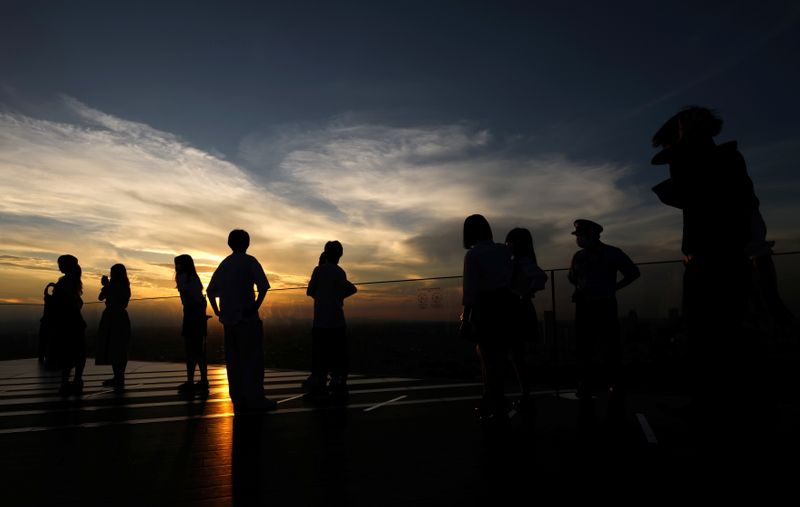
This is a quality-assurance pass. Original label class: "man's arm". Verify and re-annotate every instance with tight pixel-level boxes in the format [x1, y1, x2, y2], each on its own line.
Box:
[206, 271, 221, 317]
[615, 249, 641, 292]
[306, 268, 318, 298]
[250, 259, 270, 315]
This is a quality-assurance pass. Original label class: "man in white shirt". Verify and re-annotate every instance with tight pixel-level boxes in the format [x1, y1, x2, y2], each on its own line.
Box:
[207, 229, 276, 413]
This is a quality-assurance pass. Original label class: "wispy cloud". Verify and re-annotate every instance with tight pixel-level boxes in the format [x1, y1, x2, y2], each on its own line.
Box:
[1, 97, 682, 302]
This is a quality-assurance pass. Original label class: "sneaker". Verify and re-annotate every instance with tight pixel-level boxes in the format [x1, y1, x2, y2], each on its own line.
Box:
[512, 395, 536, 415]
[71, 379, 84, 396]
[329, 384, 349, 402]
[247, 398, 278, 413]
[302, 389, 329, 403]
[195, 380, 210, 391]
[102, 378, 117, 387]
[58, 381, 71, 397]
[177, 381, 195, 394]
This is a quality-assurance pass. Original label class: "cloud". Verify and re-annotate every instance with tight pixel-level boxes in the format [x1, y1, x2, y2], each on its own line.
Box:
[0, 97, 683, 302]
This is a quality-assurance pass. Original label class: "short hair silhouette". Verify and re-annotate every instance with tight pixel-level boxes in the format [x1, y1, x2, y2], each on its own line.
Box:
[324, 241, 343, 263]
[652, 106, 723, 147]
[463, 214, 493, 249]
[228, 229, 250, 252]
[505, 227, 537, 264]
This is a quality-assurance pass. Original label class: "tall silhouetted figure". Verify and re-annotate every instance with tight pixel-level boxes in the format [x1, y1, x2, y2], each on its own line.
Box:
[505, 227, 547, 413]
[175, 254, 209, 393]
[207, 230, 277, 414]
[47, 254, 87, 396]
[96, 264, 132, 389]
[568, 219, 639, 401]
[304, 241, 358, 402]
[651, 107, 759, 424]
[461, 214, 515, 424]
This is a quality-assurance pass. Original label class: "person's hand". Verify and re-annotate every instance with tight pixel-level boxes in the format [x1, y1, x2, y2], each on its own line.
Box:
[101, 275, 109, 286]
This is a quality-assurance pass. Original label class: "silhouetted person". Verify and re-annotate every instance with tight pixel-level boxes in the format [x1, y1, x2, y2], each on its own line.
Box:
[39, 283, 57, 368]
[47, 254, 87, 396]
[461, 214, 515, 424]
[95, 264, 131, 389]
[207, 229, 277, 414]
[568, 219, 639, 400]
[175, 254, 210, 393]
[505, 227, 547, 413]
[304, 241, 357, 402]
[651, 107, 758, 423]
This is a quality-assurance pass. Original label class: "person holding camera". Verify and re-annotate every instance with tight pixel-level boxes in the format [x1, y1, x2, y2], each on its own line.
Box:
[96, 263, 132, 389]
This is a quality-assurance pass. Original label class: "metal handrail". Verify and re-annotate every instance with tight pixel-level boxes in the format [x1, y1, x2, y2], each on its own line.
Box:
[2, 251, 798, 306]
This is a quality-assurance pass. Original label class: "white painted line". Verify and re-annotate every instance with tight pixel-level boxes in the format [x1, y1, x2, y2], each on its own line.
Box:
[0, 377, 420, 406]
[363, 395, 408, 412]
[0, 389, 578, 434]
[0, 385, 561, 418]
[636, 413, 658, 444]
[278, 393, 305, 404]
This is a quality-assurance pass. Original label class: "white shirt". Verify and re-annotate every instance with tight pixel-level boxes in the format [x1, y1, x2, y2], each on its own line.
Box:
[462, 240, 513, 306]
[207, 252, 269, 325]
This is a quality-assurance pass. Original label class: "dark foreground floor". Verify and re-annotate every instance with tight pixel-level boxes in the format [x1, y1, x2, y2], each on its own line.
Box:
[0, 358, 798, 506]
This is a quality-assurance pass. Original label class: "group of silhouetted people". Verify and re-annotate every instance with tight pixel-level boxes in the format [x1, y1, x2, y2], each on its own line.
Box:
[39, 228, 358, 415]
[459, 215, 640, 423]
[38, 106, 791, 429]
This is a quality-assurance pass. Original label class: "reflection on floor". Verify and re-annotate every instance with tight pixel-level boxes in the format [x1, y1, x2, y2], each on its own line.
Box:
[0, 358, 797, 505]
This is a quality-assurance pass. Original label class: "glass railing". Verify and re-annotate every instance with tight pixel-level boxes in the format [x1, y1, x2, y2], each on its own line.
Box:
[2, 253, 798, 381]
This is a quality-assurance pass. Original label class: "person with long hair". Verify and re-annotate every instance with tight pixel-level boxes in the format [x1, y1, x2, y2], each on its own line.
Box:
[48, 254, 87, 396]
[505, 227, 547, 413]
[174, 254, 209, 393]
[461, 214, 514, 424]
[96, 263, 132, 389]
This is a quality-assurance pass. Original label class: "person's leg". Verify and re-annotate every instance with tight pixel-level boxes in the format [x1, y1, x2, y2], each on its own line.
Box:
[329, 327, 349, 396]
[242, 319, 269, 408]
[574, 301, 594, 398]
[73, 332, 86, 383]
[308, 327, 327, 394]
[198, 335, 209, 384]
[185, 335, 196, 383]
[224, 324, 244, 410]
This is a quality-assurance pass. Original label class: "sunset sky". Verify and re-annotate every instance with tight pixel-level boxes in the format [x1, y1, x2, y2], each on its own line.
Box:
[2, 0, 799, 304]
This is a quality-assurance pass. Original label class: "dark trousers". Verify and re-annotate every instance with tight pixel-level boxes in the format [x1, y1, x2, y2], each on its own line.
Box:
[683, 255, 751, 405]
[575, 297, 620, 392]
[311, 327, 349, 389]
[224, 319, 265, 408]
[474, 290, 516, 415]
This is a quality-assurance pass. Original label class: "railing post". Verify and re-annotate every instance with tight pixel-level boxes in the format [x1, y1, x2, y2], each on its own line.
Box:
[550, 269, 559, 398]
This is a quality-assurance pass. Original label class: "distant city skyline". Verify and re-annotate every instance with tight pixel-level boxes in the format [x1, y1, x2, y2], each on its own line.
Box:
[2, 0, 800, 303]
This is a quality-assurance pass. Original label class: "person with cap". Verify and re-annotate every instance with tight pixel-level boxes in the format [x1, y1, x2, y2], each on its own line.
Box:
[568, 219, 639, 402]
[650, 106, 760, 430]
